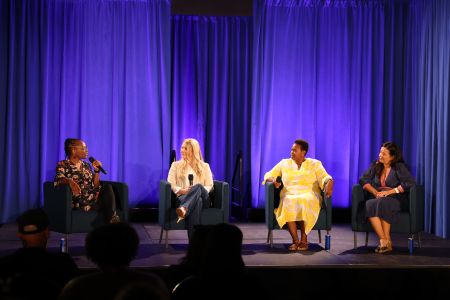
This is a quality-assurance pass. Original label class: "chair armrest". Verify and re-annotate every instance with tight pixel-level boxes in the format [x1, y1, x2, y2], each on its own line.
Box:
[409, 184, 424, 233]
[102, 181, 129, 221]
[159, 180, 173, 227]
[43, 181, 72, 233]
[212, 180, 229, 222]
[351, 184, 365, 230]
[352, 184, 364, 217]
[265, 183, 275, 228]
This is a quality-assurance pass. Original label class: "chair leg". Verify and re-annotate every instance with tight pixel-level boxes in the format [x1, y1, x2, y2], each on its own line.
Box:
[165, 230, 169, 249]
[65, 233, 69, 253]
[266, 230, 270, 244]
[353, 232, 357, 249]
[365, 232, 369, 247]
[418, 232, 422, 248]
[159, 228, 164, 244]
[318, 230, 322, 244]
[268, 230, 273, 248]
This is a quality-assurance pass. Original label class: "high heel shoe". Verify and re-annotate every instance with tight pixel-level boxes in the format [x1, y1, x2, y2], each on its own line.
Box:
[176, 206, 187, 223]
[110, 212, 121, 224]
[377, 239, 393, 254]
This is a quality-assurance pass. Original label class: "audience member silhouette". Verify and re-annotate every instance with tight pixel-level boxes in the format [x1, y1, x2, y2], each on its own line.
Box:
[0, 208, 79, 300]
[164, 225, 214, 292]
[59, 222, 169, 300]
[171, 223, 271, 300]
[113, 282, 170, 300]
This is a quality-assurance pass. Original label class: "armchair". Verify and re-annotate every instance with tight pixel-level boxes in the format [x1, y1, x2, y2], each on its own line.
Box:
[43, 181, 129, 235]
[351, 184, 424, 248]
[265, 182, 332, 247]
[159, 180, 229, 248]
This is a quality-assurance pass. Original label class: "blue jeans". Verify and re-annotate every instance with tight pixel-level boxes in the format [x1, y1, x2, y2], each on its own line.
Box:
[177, 184, 210, 240]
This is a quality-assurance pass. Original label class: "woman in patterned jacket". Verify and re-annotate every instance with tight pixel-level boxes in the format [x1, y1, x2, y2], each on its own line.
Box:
[54, 138, 119, 224]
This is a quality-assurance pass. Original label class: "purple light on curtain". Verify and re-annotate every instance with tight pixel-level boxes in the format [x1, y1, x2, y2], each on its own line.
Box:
[251, 0, 421, 208]
[171, 15, 253, 194]
[0, 0, 171, 222]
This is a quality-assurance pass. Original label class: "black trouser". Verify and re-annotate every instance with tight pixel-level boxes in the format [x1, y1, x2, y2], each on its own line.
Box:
[92, 184, 117, 227]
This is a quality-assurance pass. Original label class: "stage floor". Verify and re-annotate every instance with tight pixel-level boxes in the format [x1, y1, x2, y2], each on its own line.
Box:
[1, 222, 450, 269]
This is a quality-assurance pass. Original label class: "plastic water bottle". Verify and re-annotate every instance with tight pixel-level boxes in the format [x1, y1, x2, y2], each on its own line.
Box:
[60, 237, 67, 253]
[408, 238, 414, 254]
[325, 234, 331, 251]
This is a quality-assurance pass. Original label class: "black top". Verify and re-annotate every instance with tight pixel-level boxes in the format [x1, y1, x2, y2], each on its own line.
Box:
[359, 161, 416, 192]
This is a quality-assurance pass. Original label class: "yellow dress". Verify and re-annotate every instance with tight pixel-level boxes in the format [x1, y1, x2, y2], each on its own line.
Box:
[263, 158, 332, 234]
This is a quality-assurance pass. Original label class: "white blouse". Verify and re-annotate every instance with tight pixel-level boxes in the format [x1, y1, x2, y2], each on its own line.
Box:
[167, 160, 214, 195]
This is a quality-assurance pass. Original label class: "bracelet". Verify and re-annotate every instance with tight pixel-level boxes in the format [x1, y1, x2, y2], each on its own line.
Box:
[395, 187, 399, 194]
[94, 170, 100, 174]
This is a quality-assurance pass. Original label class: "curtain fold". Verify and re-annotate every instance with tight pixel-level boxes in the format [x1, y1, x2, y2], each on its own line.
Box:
[0, 0, 171, 222]
[416, 0, 450, 237]
[1, 0, 449, 238]
[251, 0, 421, 209]
[171, 15, 253, 214]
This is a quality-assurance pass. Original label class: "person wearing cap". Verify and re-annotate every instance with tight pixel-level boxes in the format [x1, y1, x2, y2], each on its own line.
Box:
[0, 209, 79, 300]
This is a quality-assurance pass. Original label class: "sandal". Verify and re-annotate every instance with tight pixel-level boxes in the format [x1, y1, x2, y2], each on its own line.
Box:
[297, 241, 309, 251]
[110, 212, 121, 223]
[288, 240, 300, 251]
[376, 240, 393, 254]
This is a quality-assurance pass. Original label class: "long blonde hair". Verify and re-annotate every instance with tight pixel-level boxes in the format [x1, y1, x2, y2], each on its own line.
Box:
[179, 138, 205, 181]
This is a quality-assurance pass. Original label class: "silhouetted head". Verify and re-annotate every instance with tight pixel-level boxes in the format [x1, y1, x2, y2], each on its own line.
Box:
[181, 225, 214, 272]
[16, 208, 49, 248]
[85, 222, 139, 269]
[114, 280, 170, 300]
[202, 223, 244, 276]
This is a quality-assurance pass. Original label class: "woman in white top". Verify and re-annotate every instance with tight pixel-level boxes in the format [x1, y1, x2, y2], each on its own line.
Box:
[167, 138, 214, 240]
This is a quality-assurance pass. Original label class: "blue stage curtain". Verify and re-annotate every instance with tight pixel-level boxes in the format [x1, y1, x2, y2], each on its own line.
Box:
[251, 0, 422, 209]
[0, 0, 171, 223]
[171, 15, 253, 207]
[416, 0, 450, 237]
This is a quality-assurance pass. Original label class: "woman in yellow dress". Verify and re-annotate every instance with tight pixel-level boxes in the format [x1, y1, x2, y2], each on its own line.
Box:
[263, 139, 334, 251]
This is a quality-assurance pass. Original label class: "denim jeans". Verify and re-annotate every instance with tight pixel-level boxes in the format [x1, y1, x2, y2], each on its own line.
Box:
[177, 184, 210, 240]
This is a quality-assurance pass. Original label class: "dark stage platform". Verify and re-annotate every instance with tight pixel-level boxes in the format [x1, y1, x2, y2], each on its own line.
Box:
[1, 223, 450, 298]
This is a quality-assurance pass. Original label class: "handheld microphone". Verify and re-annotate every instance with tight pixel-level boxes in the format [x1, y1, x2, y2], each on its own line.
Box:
[188, 174, 194, 186]
[89, 157, 107, 174]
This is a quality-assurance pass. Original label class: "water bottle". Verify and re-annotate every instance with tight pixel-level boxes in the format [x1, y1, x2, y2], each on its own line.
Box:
[60, 237, 67, 253]
[408, 238, 414, 254]
[325, 234, 331, 251]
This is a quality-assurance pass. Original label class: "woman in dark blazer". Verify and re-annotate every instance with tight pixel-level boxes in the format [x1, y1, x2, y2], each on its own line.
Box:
[359, 142, 416, 254]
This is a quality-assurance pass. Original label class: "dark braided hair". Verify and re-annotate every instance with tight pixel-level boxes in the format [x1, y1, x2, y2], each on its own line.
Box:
[375, 141, 404, 176]
[64, 138, 79, 158]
